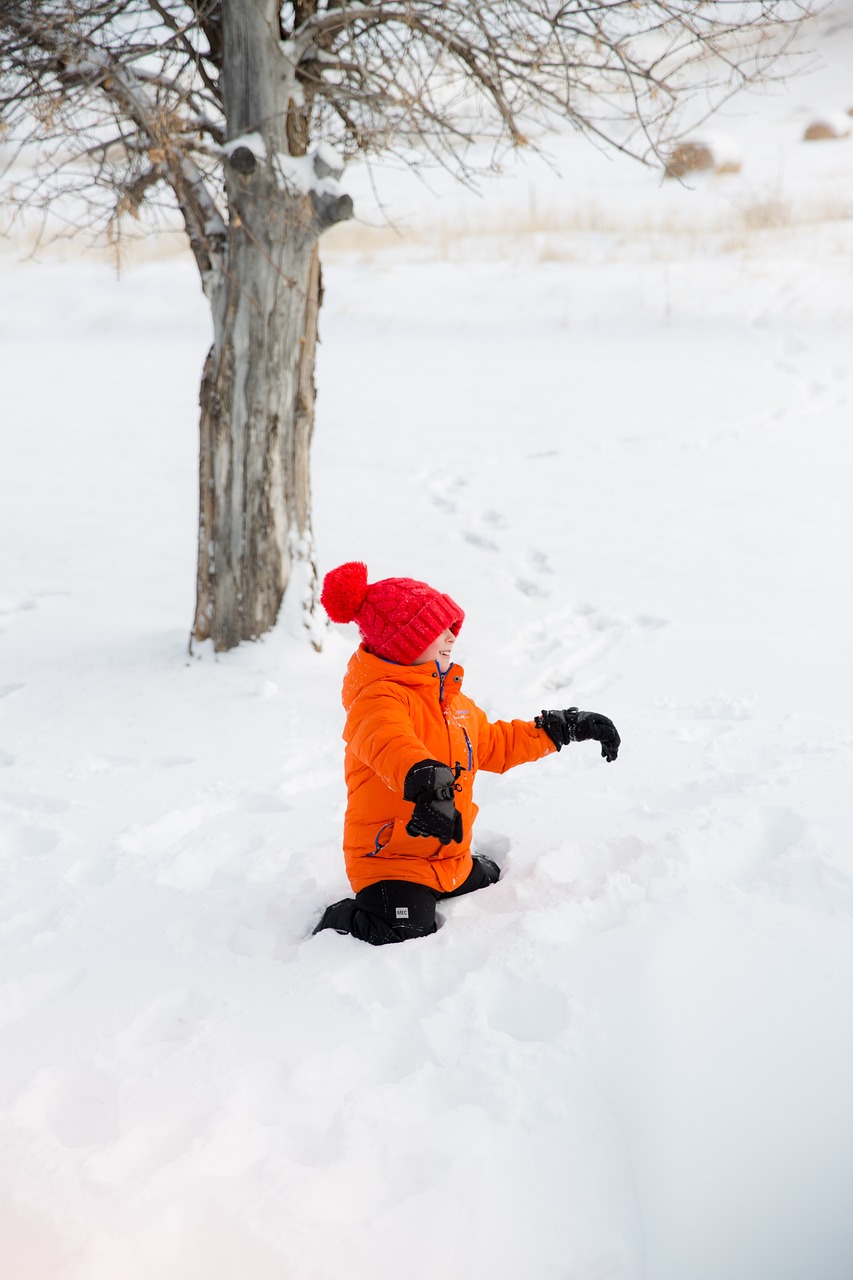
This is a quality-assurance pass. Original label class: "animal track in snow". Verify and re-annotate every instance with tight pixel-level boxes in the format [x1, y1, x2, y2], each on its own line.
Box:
[425, 469, 469, 517]
[769, 332, 848, 417]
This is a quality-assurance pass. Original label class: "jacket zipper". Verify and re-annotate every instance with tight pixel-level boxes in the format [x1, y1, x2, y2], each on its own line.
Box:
[437, 661, 472, 773]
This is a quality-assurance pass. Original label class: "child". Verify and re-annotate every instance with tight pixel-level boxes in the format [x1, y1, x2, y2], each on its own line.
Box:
[313, 561, 620, 945]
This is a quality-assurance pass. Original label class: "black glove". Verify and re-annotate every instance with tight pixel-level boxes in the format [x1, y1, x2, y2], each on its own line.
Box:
[404, 759, 464, 846]
[536, 707, 621, 762]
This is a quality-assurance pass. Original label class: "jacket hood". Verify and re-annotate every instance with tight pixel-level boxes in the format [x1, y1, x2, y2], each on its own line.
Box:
[342, 645, 464, 713]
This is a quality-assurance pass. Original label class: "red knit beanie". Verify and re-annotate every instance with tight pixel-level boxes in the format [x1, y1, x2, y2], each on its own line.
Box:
[321, 562, 464, 664]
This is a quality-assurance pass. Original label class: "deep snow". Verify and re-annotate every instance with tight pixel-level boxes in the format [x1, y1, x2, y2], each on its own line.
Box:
[2, 6, 853, 1278]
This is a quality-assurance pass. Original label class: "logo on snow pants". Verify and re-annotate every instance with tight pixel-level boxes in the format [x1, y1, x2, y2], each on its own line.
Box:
[395, 907, 409, 919]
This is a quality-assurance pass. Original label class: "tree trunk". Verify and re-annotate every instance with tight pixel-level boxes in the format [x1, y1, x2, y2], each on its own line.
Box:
[191, 0, 350, 651]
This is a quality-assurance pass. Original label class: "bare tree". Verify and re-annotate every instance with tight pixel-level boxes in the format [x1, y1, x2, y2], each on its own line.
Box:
[0, 0, 810, 651]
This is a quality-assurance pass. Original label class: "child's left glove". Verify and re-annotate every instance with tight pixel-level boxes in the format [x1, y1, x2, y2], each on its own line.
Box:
[536, 707, 621, 762]
[404, 759, 464, 846]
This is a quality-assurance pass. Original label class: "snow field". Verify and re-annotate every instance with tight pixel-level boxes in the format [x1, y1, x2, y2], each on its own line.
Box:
[3, 7, 853, 1276]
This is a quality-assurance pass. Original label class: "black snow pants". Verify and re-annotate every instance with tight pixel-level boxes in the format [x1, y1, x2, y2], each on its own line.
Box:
[313, 855, 500, 945]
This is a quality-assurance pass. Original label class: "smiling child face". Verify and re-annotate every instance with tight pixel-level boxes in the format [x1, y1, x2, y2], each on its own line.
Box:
[412, 627, 457, 670]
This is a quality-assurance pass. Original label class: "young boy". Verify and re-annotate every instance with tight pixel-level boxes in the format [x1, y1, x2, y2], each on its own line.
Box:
[314, 561, 620, 945]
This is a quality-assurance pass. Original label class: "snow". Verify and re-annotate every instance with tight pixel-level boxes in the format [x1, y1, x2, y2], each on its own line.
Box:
[275, 150, 344, 198]
[221, 132, 268, 162]
[2, 5, 853, 1279]
[313, 141, 345, 179]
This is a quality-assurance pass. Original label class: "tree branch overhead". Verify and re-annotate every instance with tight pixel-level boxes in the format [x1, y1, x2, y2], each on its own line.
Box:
[0, 0, 814, 651]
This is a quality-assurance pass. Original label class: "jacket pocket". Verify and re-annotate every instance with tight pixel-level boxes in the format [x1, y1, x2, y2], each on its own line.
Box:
[370, 817, 445, 860]
[368, 821, 395, 856]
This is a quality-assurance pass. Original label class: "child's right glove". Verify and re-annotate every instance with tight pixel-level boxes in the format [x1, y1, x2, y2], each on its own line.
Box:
[404, 759, 464, 846]
[535, 708, 621, 762]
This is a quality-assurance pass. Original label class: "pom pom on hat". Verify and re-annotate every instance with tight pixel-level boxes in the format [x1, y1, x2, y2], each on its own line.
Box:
[320, 561, 464, 664]
[321, 561, 369, 624]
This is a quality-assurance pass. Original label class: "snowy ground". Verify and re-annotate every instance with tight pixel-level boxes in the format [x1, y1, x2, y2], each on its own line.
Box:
[2, 7, 853, 1279]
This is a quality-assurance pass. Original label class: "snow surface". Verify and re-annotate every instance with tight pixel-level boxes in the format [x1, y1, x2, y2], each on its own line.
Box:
[221, 132, 268, 163]
[2, 6, 853, 1279]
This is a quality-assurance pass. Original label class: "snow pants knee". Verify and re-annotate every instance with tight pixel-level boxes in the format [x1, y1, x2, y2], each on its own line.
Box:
[314, 854, 500, 946]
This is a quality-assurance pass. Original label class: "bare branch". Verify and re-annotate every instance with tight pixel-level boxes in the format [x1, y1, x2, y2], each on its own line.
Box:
[1, 0, 815, 266]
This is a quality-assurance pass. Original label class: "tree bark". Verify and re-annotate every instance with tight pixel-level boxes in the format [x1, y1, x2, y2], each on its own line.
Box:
[191, 0, 348, 651]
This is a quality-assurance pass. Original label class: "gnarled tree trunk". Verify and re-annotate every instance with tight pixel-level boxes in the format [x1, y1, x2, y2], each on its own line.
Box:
[191, 0, 351, 651]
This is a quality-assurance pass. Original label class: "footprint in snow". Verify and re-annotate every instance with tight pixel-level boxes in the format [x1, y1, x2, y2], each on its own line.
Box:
[425, 469, 468, 516]
[429, 492, 458, 514]
[0, 591, 68, 628]
[515, 576, 550, 599]
[518, 603, 665, 689]
[525, 548, 553, 575]
[462, 530, 499, 552]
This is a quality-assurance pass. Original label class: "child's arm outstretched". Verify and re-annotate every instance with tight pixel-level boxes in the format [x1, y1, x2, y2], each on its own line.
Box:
[475, 705, 620, 773]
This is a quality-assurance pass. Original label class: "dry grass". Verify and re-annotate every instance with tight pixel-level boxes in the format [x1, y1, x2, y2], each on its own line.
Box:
[322, 192, 853, 263]
[3, 189, 851, 270]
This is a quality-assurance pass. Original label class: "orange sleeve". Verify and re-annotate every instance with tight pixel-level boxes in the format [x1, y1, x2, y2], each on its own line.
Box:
[475, 705, 557, 774]
[346, 685, 433, 794]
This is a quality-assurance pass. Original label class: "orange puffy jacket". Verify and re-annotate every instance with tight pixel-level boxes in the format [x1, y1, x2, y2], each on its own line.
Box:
[340, 645, 556, 894]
